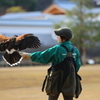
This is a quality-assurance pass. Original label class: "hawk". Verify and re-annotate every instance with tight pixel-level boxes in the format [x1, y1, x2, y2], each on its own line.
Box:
[0, 33, 41, 66]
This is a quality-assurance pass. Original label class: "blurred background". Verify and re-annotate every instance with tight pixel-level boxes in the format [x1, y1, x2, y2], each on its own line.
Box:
[0, 0, 100, 66]
[0, 1, 100, 100]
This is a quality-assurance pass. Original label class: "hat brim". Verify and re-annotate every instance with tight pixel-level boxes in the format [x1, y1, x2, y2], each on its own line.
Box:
[54, 30, 61, 36]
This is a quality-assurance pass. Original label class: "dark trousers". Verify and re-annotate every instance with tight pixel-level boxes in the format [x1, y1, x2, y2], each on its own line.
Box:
[48, 93, 73, 100]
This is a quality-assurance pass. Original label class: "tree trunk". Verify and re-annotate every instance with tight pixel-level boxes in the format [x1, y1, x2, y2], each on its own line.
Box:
[80, 46, 87, 65]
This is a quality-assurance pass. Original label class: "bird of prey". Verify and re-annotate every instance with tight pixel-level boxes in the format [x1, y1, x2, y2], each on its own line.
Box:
[0, 33, 41, 66]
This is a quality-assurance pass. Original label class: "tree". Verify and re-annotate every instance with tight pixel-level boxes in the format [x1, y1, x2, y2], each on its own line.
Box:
[6, 6, 26, 13]
[0, 0, 37, 15]
[14, 0, 37, 11]
[0, 0, 15, 15]
[54, 0, 100, 64]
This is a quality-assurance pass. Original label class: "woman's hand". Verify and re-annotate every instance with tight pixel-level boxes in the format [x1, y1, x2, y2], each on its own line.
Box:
[19, 52, 30, 59]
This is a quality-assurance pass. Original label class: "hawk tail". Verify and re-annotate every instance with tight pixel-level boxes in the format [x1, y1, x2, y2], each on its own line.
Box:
[2, 51, 23, 66]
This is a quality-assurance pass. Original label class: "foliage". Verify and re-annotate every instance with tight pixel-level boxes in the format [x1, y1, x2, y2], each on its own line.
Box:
[14, 0, 37, 11]
[0, 0, 37, 15]
[0, 0, 15, 7]
[6, 6, 26, 13]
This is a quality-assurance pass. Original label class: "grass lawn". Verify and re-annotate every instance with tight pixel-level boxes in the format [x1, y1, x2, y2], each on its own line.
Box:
[0, 64, 100, 100]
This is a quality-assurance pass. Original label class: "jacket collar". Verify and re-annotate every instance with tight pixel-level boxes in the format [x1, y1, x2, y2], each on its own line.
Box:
[59, 41, 72, 45]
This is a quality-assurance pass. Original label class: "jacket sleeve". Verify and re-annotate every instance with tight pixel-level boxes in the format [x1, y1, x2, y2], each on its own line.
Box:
[75, 49, 82, 72]
[30, 46, 57, 64]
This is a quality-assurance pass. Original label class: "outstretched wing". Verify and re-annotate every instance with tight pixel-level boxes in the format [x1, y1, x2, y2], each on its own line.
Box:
[0, 34, 9, 42]
[15, 33, 41, 50]
[0, 34, 10, 51]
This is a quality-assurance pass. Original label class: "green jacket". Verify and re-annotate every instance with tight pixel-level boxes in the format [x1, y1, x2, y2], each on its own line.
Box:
[30, 41, 81, 72]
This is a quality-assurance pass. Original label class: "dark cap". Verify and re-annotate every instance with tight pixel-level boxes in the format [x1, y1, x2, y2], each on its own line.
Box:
[54, 27, 73, 40]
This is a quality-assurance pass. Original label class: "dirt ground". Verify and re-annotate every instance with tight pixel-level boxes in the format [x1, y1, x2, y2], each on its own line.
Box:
[0, 65, 100, 100]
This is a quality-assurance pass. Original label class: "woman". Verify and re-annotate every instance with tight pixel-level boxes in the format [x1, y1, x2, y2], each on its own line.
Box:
[20, 27, 81, 100]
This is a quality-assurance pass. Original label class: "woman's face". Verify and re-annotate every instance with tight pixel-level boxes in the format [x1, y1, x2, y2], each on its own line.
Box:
[57, 36, 63, 43]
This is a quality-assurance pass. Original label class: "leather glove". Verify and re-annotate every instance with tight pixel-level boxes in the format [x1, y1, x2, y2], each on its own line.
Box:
[19, 52, 30, 59]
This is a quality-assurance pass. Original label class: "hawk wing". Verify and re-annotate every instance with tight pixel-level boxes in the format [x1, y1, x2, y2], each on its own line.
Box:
[0, 34, 9, 42]
[15, 33, 41, 50]
[0, 34, 10, 51]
